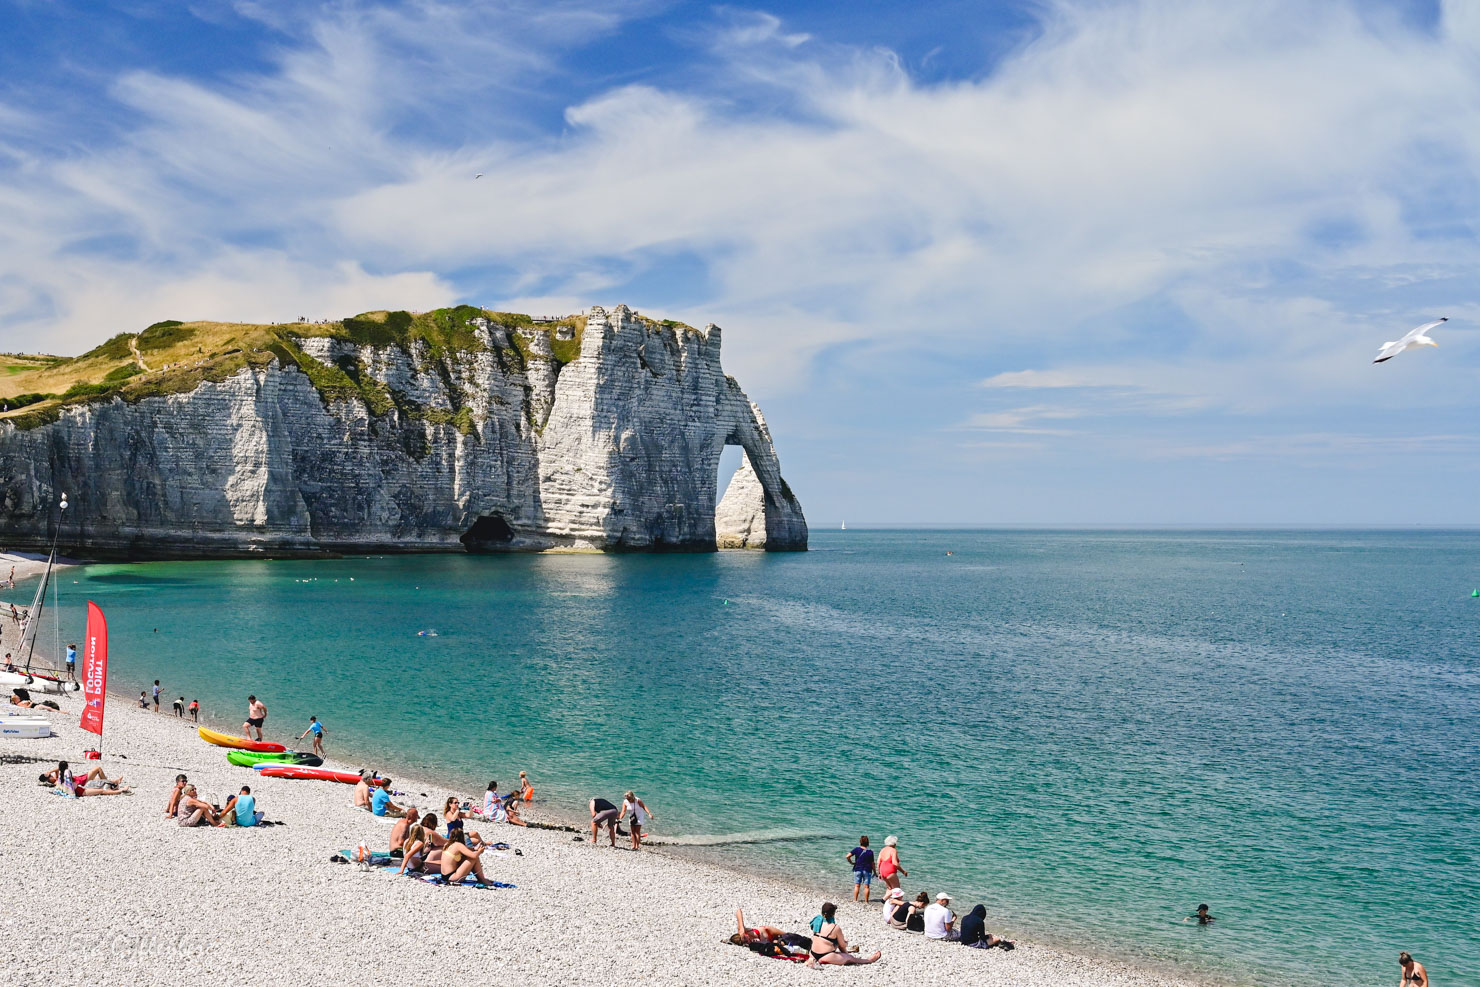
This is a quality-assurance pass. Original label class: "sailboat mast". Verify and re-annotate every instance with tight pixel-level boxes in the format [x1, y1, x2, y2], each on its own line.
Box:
[18, 492, 67, 674]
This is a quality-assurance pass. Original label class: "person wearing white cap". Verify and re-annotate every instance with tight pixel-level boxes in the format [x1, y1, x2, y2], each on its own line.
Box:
[923, 891, 958, 940]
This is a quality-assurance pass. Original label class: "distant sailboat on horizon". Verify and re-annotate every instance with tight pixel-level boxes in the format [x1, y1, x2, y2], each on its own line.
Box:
[840, 520, 846, 531]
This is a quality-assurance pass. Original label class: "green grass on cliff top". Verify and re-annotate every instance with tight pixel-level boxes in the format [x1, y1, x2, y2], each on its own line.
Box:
[0, 307, 605, 428]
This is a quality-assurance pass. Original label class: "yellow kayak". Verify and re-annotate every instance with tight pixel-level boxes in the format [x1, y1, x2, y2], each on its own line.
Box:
[197, 726, 286, 753]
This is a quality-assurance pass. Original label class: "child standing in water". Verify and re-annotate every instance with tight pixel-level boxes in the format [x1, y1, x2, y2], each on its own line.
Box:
[297, 716, 326, 756]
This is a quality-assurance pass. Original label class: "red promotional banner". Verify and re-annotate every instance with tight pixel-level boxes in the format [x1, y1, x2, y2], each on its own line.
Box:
[79, 601, 108, 737]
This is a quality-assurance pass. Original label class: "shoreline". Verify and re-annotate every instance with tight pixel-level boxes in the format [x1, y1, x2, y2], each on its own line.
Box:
[3, 683, 1222, 987]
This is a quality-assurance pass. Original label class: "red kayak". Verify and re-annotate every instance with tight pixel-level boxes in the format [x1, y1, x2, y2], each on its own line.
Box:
[256, 765, 361, 784]
[198, 726, 287, 753]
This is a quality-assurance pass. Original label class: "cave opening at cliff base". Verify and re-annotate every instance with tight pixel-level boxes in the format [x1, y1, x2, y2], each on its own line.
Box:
[460, 513, 514, 551]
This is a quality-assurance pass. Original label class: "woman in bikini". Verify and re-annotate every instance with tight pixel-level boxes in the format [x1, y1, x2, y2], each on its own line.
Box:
[439, 835, 490, 885]
[1399, 952, 1428, 987]
[804, 902, 881, 967]
[730, 908, 788, 947]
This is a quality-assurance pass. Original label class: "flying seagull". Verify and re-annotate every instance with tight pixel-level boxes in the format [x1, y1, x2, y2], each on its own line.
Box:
[1373, 318, 1446, 364]
[474, 173, 484, 179]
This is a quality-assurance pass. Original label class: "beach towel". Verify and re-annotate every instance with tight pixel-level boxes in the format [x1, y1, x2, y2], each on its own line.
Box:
[416, 873, 516, 890]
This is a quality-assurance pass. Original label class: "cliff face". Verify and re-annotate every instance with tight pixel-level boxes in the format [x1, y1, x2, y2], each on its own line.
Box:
[0, 305, 807, 557]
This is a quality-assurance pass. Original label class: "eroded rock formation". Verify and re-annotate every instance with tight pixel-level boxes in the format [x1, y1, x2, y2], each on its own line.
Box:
[0, 305, 807, 557]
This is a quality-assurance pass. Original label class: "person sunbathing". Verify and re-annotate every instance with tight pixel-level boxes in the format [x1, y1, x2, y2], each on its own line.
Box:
[438, 836, 490, 885]
[804, 902, 881, 968]
[41, 761, 129, 796]
[176, 785, 222, 826]
[730, 908, 789, 947]
[353, 772, 374, 810]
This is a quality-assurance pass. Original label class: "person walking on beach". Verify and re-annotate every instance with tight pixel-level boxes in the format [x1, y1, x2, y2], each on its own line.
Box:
[151, 680, 161, 712]
[804, 902, 881, 967]
[65, 642, 76, 679]
[243, 694, 267, 740]
[188, 698, 199, 723]
[590, 797, 620, 847]
[878, 835, 907, 891]
[848, 835, 877, 902]
[621, 791, 653, 851]
[297, 716, 325, 756]
[1399, 952, 1428, 987]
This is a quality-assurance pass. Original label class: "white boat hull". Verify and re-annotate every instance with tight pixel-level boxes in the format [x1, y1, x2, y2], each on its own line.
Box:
[0, 717, 52, 738]
[0, 670, 79, 694]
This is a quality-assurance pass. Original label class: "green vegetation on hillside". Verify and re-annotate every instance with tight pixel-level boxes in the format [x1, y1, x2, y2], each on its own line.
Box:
[0, 306, 601, 431]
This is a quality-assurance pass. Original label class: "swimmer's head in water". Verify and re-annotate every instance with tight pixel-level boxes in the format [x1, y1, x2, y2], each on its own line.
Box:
[1197, 904, 1209, 913]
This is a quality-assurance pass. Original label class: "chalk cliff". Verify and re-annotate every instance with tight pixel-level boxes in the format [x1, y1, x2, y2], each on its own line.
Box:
[0, 305, 807, 557]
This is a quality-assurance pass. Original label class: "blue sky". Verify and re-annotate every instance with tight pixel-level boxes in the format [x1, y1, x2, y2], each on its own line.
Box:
[2, 0, 1477, 524]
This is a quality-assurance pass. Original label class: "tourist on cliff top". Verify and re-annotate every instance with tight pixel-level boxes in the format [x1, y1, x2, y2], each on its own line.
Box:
[242, 694, 267, 740]
[621, 791, 653, 850]
[877, 835, 907, 891]
[848, 835, 876, 902]
[805, 902, 881, 967]
[296, 715, 325, 756]
[590, 797, 620, 847]
[958, 905, 1015, 950]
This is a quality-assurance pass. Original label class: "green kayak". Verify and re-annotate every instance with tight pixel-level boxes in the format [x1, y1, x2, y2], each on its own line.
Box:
[225, 750, 324, 768]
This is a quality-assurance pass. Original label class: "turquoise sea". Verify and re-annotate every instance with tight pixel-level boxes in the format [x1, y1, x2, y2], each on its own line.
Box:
[36, 530, 1480, 987]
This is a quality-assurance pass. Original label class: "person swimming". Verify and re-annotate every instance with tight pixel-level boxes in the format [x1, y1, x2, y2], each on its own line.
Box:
[1187, 904, 1215, 925]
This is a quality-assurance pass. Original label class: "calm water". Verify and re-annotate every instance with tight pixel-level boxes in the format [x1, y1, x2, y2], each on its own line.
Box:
[37, 530, 1480, 987]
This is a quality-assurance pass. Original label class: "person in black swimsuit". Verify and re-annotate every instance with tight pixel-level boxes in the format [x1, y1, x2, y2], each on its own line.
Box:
[1399, 952, 1428, 987]
[804, 902, 881, 967]
[1186, 904, 1215, 925]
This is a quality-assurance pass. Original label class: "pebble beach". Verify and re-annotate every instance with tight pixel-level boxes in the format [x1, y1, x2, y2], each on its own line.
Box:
[3, 692, 1210, 987]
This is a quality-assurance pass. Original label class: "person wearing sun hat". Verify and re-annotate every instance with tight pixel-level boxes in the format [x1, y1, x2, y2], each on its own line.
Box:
[923, 891, 958, 940]
[881, 886, 907, 926]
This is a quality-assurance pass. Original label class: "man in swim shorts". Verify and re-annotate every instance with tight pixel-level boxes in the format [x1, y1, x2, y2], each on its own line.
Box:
[590, 797, 619, 847]
[243, 694, 267, 740]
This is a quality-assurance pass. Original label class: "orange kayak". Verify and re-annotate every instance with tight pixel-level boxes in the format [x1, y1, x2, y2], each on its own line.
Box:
[198, 726, 287, 753]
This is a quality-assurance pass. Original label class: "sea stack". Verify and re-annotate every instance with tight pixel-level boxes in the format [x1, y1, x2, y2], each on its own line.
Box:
[0, 305, 807, 557]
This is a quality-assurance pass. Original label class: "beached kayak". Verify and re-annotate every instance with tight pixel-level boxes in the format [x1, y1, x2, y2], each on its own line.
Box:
[197, 726, 286, 753]
[255, 765, 360, 784]
[225, 750, 323, 768]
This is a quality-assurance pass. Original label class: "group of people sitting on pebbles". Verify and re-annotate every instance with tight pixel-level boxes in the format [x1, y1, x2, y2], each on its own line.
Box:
[729, 832, 1015, 967]
[163, 773, 276, 827]
[352, 773, 535, 885]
